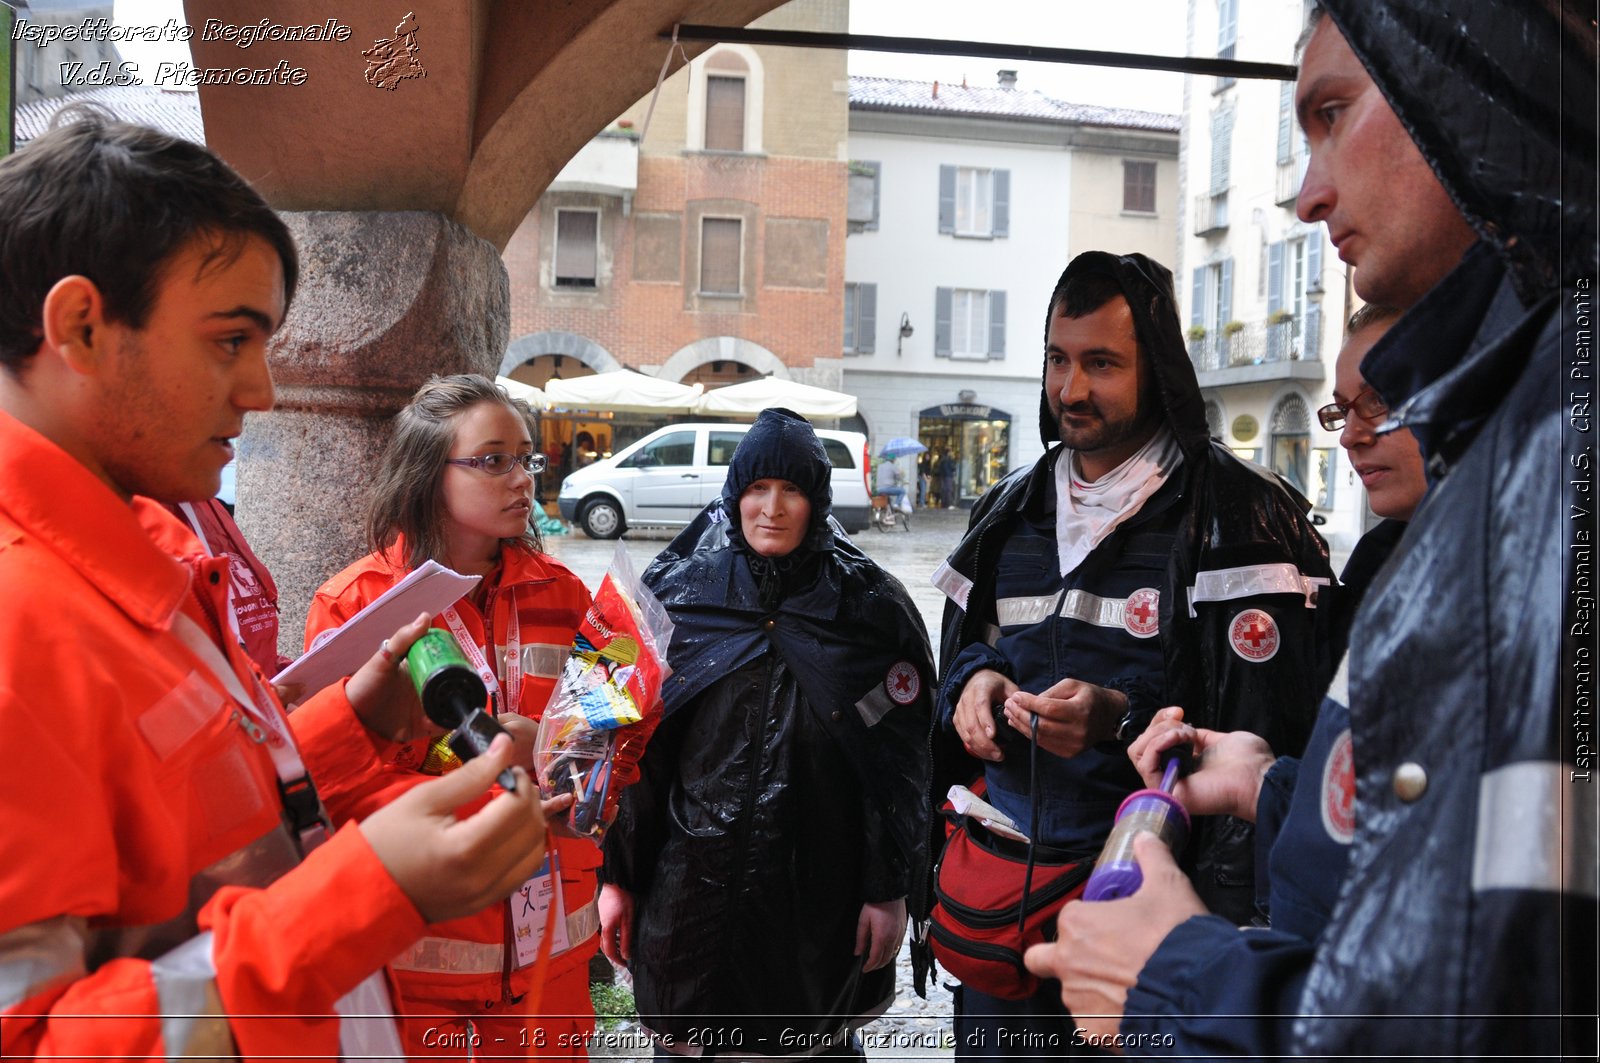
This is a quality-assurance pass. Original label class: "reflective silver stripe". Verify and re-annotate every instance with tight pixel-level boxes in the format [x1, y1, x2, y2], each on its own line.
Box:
[1326, 650, 1350, 708]
[994, 593, 1060, 628]
[517, 642, 570, 679]
[1059, 589, 1130, 630]
[390, 936, 501, 975]
[1185, 563, 1327, 617]
[150, 932, 233, 1061]
[1472, 761, 1600, 898]
[981, 623, 1002, 648]
[566, 895, 600, 947]
[854, 682, 894, 728]
[931, 561, 972, 611]
[0, 917, 88, 1011]
[334, 970, 405, 1062]
[994, 589, 1141, 632]
[390, 896, 601, 975]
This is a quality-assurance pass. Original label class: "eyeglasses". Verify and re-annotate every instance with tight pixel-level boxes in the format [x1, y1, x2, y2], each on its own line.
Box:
[1317, 386, 1389, 431]
[444, 452, 547, 476]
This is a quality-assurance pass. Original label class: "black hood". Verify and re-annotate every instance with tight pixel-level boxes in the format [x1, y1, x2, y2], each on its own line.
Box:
[1320, 1, 1597, 303]
[1038, 251, 1211, 459]
[719, 407, 834, 552]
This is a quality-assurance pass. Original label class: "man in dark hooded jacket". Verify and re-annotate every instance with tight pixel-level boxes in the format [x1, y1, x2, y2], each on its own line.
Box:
[1032, 4, 1597, 1058]
[929, 251, 1330, 1050]
[600, 408, 934, 1058]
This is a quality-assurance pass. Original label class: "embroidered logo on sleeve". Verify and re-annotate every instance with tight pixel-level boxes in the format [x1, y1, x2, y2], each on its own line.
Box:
[886, 661, 921, 704]
[1228, 608, 1280, 662]
[1320, 728, 1356, 844]
[1123, 587, 1161, 638]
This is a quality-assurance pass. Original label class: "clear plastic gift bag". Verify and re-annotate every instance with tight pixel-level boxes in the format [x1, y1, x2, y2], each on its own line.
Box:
[534, 545, 672, 841]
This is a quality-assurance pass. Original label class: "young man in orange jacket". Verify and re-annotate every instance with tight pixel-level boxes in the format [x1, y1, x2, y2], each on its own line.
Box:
[0, 111, 556, 1060]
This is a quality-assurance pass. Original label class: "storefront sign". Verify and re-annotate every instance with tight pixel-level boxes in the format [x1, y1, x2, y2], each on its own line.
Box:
[921, 403, 1011, 422]
[1232, 414, 1259, 442]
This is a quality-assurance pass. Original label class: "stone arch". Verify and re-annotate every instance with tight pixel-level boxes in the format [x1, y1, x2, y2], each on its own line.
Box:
[656, 336, 788, 383]
[499, 331, 620, 377]
[1203, 398, 1225, 440]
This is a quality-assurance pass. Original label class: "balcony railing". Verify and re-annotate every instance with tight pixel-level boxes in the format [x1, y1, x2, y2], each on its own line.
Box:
[1193, 190, 1229, 235]
[1189, 317, 1315, 372]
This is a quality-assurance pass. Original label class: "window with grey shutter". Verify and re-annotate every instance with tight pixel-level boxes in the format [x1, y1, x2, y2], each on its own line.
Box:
[1215, 0, 1239, 89]
[938, 166, 956, 234]
[992, 170, 1010, 238]
[987, 290, 1006, 358]
[1267, 241, 1285, 315]
[1220, 258, 1234, 324]
[705, 76, 745, 151]
[1191, 269, 1205, 327]
[1304, 303, 1322, 362]
[848, 161, 882, 232]
[843, 284, 857, 352]
[935, 287, 953, 356]
[1210, 109, 1233, 194]
[1123, 161, 1157, 213]
[1306, 235, 1323, 293]
[1277, 82, 1295, 164]
[857, 284, 877, 353]
[700, 218, 741, 295]
[554, 209, 599, 289]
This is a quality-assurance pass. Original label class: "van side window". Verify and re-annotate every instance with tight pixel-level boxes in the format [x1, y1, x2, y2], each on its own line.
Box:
[708, 431, 745, 467]
[820, 438, 853, 469]
[623, 430, 696, 468]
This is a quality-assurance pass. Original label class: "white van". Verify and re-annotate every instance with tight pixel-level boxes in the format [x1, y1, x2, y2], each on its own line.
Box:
[556, 422, 872, 538]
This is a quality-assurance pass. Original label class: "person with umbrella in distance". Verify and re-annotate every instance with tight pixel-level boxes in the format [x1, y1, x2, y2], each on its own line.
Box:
[875, 437, 924, 524]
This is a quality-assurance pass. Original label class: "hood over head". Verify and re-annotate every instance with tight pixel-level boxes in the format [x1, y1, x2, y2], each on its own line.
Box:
[720, 407, 834, 553]
[1319, 1, 1596, 302]
[1039, 251, 1211, 458]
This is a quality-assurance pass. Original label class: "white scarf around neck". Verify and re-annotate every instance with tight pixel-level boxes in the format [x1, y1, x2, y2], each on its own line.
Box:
[1054, 426, 1183, 578]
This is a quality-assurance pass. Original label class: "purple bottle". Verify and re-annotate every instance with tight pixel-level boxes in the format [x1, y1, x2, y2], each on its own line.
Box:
[1082, 757, 1190, 901]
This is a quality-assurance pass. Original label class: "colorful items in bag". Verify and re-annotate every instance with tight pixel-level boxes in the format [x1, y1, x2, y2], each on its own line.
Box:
[928, 816, 1092, 1001]
[534, 545, 671, 841]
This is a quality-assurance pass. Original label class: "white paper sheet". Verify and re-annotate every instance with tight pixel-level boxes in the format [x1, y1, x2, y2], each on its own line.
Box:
[272, 560, 480, 696]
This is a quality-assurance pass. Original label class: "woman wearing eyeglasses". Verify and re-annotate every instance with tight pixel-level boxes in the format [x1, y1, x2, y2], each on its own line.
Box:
[306, 373, 597, 1058]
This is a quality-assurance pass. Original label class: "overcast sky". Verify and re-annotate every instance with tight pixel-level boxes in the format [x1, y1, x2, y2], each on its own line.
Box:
[848, 0, 1188, 114]
[114, 0, 1189, 114]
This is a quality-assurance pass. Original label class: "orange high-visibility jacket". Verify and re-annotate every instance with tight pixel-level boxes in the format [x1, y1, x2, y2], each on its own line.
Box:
[0, 410, 427, 1060]
[307, 543, 599, 1007]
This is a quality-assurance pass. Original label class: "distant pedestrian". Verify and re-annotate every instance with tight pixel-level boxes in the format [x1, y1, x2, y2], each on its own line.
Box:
[936, 452, 957, 509]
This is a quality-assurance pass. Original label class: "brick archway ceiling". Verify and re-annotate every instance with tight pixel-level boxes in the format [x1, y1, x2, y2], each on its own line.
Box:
[189, 0, 787, 250]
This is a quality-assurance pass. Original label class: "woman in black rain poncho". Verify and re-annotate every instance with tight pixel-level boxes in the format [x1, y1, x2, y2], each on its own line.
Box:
[599, 408, 933, 1059]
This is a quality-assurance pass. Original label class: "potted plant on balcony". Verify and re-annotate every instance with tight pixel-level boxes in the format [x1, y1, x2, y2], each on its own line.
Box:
[1187, 324, 1208, 342]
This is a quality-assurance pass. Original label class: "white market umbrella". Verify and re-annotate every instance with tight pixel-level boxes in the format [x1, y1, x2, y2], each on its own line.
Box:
[495, 376, 547, 409]
[694, 377, 857, 418]
[544, 369, 703, 413]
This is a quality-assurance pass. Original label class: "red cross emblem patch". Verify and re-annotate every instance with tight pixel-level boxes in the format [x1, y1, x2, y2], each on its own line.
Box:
[1124, 587, 1160, 638]
[1228, 608, 1280, 662]
[886, 661, 921, 704]
[1320, 728, 1356, 843]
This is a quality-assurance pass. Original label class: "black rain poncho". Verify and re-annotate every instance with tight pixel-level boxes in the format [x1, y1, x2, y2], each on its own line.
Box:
[605, 409, 934, 1055]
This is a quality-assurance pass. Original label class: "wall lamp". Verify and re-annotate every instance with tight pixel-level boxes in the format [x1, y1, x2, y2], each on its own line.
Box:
[897, 313, 914, 356]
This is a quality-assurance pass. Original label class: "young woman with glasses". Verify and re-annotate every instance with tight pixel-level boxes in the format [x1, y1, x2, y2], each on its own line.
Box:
[306, 373, 598, 1057]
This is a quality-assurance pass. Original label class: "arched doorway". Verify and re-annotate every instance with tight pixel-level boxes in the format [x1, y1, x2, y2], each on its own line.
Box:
[1270, 393, 1312, 496]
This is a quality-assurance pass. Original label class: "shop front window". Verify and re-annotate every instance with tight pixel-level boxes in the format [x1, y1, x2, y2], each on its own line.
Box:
[917, 401, 1012, 507]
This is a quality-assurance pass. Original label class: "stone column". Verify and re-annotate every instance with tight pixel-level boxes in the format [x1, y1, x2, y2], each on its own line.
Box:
[236, 211, 510, 660]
